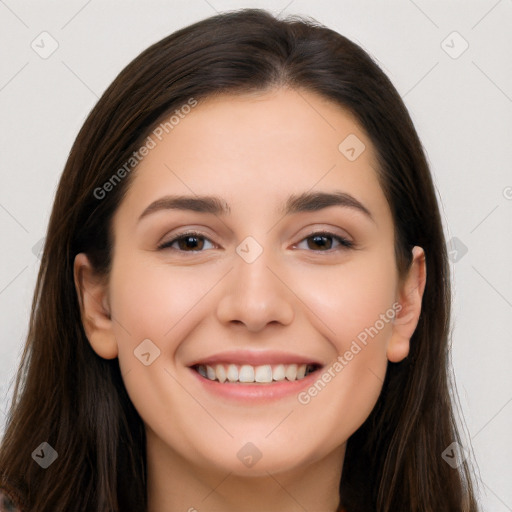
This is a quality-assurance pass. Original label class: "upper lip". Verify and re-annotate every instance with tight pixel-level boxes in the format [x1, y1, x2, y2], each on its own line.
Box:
[188, 350, 323, 367]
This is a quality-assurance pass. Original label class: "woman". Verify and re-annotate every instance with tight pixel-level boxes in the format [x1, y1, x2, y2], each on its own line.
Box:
[0, 8, 478, 512]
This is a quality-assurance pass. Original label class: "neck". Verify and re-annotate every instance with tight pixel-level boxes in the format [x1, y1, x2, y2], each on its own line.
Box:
[146, 429, 345, 512]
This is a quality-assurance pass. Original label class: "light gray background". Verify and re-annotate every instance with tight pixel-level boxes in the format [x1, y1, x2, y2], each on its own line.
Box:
[1, 1, 511, 510]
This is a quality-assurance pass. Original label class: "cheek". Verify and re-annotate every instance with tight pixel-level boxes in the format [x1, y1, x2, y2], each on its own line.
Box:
[109, 268, 170, 361]
[109, 256, 218, 348]
[295, 248, 398, 347]
[106, 257, 222, 449]
[292, 251, 397, 429]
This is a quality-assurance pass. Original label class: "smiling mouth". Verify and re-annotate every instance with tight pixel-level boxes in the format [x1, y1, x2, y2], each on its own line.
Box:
[192, 363, 321, 384]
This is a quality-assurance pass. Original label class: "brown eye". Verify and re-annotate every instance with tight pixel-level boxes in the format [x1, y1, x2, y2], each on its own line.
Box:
[308, 234, 333, 250]
[176, 235, 205, 251]
[296, 232, 353, 251]
[158, 232, 215, 252]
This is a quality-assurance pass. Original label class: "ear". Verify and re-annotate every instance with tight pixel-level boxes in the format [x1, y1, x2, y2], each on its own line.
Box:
[73, 253, 118, 359]
[387, 246, 427, 363]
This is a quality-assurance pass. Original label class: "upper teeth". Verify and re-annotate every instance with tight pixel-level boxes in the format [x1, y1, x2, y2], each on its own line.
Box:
[196, 363, 314, 383]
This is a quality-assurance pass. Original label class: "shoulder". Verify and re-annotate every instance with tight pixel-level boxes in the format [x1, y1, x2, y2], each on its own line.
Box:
[0, 488, 23, 512]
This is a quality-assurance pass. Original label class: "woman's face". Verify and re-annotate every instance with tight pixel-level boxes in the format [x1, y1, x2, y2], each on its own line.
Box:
[78, 87, 423, 477]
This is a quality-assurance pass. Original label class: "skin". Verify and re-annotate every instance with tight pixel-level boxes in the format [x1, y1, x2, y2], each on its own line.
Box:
[75, 87, 426, 512]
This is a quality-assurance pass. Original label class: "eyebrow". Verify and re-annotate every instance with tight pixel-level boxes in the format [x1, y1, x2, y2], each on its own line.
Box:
[138, 191, 375, 223]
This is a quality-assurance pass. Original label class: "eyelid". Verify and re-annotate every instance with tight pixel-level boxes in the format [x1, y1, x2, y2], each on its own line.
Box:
[292, 230, 354, 251]
[157, 228, 355, 253]
[157, 229, 216, 251]
[297, 226, 353, 244]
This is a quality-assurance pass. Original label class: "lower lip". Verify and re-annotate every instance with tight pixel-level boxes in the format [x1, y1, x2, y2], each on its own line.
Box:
[188, 367, 321, 403]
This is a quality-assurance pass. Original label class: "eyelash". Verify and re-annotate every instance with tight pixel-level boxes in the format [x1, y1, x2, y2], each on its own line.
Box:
[157, 230, 354, 253]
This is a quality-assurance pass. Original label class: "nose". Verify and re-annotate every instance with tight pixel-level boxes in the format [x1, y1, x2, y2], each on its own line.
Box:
[215, 244, 294, 333]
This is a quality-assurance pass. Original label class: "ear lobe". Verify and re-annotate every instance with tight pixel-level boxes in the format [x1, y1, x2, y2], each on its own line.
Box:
[73, 253, 118, 359]
[387, 246, 427, 363]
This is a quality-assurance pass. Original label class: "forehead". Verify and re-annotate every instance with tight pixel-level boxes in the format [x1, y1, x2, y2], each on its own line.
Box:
[115, 87, 391, 228]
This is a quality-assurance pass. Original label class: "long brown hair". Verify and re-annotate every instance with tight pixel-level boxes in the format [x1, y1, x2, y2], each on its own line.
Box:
[0, 8, 478, 511]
